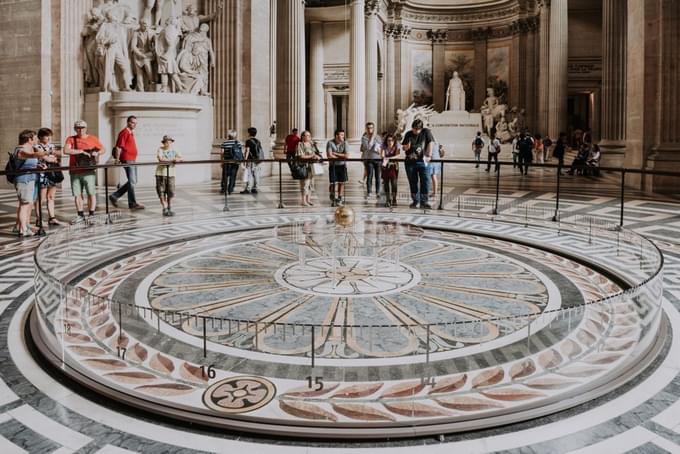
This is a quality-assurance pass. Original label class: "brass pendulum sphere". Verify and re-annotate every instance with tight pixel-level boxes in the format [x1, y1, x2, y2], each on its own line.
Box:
[334, 205, 355, 227]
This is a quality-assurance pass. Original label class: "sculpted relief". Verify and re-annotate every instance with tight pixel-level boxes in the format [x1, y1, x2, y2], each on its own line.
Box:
[84, 0, 222, 95]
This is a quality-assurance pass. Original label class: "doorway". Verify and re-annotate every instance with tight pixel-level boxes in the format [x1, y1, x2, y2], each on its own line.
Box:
[332, 95, 348, 134]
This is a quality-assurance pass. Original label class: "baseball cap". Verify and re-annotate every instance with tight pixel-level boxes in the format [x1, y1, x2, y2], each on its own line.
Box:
[162, 135, 175, 142]
[74, 120, 87, 129]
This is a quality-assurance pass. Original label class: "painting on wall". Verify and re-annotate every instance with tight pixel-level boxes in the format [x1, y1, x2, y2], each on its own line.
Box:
[411, 48, 433, 106]
[444, 49, 475, 112]
[487, 45, 510, 104]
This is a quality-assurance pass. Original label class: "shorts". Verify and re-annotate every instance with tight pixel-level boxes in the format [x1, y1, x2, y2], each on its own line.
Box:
[70, 172, 96, 196]
[15, 180, 37, 204]
[329, 165, 348, 184]
[155, 175, 175, 198]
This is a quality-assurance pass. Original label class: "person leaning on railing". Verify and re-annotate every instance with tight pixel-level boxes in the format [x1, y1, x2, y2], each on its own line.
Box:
[63, 120, 103, 224]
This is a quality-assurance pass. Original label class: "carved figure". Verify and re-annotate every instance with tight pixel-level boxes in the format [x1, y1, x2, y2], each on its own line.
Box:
[496, 114, 512, 143]
[480, 88, 508, 135]
[445, 71, 466, 111]
[95, 10, 133, 92]
[131, 20, 159, 91]
[83, 7, 105, 87]
[177, 45, 205, 94]
[157, 0, 183, 27]
[181, 4, 222, 34]
[396, 103, 436, 139]
[156, 16, 184, 93]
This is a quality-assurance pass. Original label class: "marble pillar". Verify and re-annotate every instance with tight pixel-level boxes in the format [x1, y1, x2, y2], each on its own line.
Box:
[274, 0, 306, 156]
[385, 26, 396, 131]
[269, 0, 277, 136]
[646, 0, 680, 191]
[365, 1, 379, 128]
[472, 28, 488, 110]
[537, 0, 550, 136]
[349, 0, 366, 142]
[309, 21, 325, 140]
[525, 18, 538, 131]
[430, 30, 447, 112]
[394, 25, 410, 118]
[547, 0, 568, 140]
[599, 0, 628, 166]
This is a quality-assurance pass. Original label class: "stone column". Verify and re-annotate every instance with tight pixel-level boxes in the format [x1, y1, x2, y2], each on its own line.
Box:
[348, 0, 366, 142]
[430, 29, 448, 112]
[524, 17, 538, 130]
[270, 0, 277, 133]
[274, 0, 306, 157]
[393, 25, 411, 116]
[309, 21, 325, 140]
[547, 0, 568, 140]
[599, 0, 628, 166]
[60, 0, 91, 137]
[472, 28, 489, 110]
[537, 0, 550, 136]
[365, 1, 379, 128]
[647, 0, 680, 191]
[385, 25, 396, 131]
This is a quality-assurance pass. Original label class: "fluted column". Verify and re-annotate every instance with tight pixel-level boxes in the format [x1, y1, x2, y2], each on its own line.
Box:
[385, 26, 396, 131]
[60, 0, 91, 137]
[269, 0, 277, 131]
[547, 0, 568, 139]
[365, 1, 379, 128]
[274, 0, 305, 156]
[472, 28, 488, 109]
[349, 0, 367, 142]
[537, 0, 550, 135]
[309, 21, 325, 140]
[430, 30, 448, 112]
[599, 0, 628, 166]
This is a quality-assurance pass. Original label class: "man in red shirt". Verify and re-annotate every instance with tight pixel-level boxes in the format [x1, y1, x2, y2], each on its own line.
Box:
[284, 128, 300, 160]
[110, 115, 144, 209]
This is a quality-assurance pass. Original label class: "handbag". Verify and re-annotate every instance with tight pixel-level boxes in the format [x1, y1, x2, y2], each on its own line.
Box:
[312, 162, 324, 176]
[290, 161, 309, 180]
[241, 165, 250, 183]
[45, 163, 64, 184]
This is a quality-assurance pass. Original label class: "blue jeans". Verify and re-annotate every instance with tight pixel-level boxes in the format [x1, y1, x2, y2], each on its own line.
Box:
[112, 161, 138, 207]
[365, 161, 381, 195]
[406, 161, 430, 205]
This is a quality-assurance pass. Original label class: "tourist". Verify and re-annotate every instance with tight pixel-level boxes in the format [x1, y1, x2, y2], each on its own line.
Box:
[429, 142, 442, 198]
[533, 133, 545, 164]
[587, 144, 601, 176]
[542, 135, 553, 162]
[326, 129, 349, 207]
[381, 134, 400, 207]
[284, 128, 300, 164]
[472, 131, 486, 168]
[295, 130, 321, 206]
[360, 122, 382, 199]
[64, 120, 103, 223]
[155, 135, 182, 216]
[553, 132, 567, 175]
[567, 142, 591, 175]
[110, 115, 144, 210]
[220, 130, 243, 195]
[517, 132, 534, 176]
[485, 134, 501, 173]
[241, 127, 263, 194]
[511, 134, 520, 169]
[12, 130, 51, 236]
[402, 119, 434, 209]
[36, 128, 65, 226]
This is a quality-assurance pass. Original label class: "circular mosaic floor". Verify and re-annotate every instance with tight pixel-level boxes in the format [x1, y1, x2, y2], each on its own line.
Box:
[30, 210, 664, 438]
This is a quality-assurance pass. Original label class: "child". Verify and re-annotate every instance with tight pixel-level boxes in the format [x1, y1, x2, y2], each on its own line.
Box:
[36, 128, 64, 226]
[155, 135, 183, 216]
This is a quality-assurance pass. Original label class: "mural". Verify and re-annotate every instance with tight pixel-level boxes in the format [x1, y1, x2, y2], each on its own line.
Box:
[444, 49, 475, 112]
[487, 45, 510, 104]
[411, 48, 433, 106]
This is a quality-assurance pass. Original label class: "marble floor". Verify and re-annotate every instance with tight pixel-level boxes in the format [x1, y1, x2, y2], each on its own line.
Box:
[0, 163, 679, 453]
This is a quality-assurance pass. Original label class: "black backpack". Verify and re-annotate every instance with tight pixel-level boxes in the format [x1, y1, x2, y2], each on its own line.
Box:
[5, 150, 21, 185]
[222, 141, 244, 161]
[474, 137, 484, 148]
[247, 138, 265, 161]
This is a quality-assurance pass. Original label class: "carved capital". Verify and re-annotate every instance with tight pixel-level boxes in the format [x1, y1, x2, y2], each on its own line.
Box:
[395, 24, 412, 40]
[427, 29, 448, 43]
[471, 27, 491, 41]
[365, 0, 379, 16]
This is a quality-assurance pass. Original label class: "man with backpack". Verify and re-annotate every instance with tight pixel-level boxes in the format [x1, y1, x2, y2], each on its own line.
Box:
[220, 130, 243, 195]
[401, 119, 434, 209]
[241, 127, 264, 194]
[485, 133, 501, 173]
[471, 131, 486, 168]
[517, 132, 534, 176]
[552, 132, 567, 175]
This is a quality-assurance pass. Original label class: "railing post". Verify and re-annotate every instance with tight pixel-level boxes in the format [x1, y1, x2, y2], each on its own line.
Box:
[203, 317, 207, 358]
[552, 164, 561, 222]
[223, 160, 230, 212]
[619, 169, 626, 228]
[493, 162, 501, 215]
[438, 161, 444, 210]
[310, 325, 315, 368]
[36, 177, 45, 236]
[104, 166, 112, 224]
[278, 160, 284, 209]
[166, 163, 171, 214]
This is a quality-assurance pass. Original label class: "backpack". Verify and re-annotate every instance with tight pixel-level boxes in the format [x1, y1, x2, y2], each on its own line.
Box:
[5, 150, 21, 185]
[248, 138, 265, 161]
[222, 141, 244, 161]
[474, 137, 484, 148]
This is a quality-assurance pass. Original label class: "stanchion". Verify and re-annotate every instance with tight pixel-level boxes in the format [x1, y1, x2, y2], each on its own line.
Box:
[438, 161, 444, 210]
[104, 168, 112, 224]
[493, 162, 501, 215]
[619, 169, 626, 228]
[165, 164, 171, 215]
[278, 160, 284, 209]
[552, 165, 561, 222]
[222, 160, 230, 212]
[36, 178, 46, 236]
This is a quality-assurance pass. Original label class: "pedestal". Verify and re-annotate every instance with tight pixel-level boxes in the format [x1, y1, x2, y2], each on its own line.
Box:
[84, 91, 214, 187]
[429, 111, 483, 159]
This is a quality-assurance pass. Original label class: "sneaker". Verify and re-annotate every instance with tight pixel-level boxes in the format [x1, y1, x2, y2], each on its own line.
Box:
[240, 189, 251, 194]
[475, 164, 479, 168]
[70, 215, 85, 225]
[409, 202, 419, 209]
[251, 188, 258, 194]
[48, 217, 65, 226]
[19, 228, 35, 237]
[331, 200, 337, 207]
[423, 203, 433, 210]
[162, 208, 169, 217]
[108, 195, 118, 208]
[11, 226, 19, 235]
[130, 204, 145, 210]
[336, 198, 344, 206]
[167, 210, 175, 217]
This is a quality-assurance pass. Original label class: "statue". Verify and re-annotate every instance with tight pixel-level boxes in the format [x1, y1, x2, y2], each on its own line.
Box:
[157, 0, 182, 27]
[156, 16, 184, 93]
[177, 45, 205, 94]
[480, 88, 508, 135]
[445, 71, 466, 112]
[83, 7, 105, 88]
[496, 114, 512, 143]
[95, 10, 133, 92]
[396, 103, 435, 139]
[130, 20, 159, 92]
[181, 4, 223, 34]
[178, 23, 215, 94]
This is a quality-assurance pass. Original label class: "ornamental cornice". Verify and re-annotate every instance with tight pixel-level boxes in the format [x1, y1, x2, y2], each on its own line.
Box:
[399, 4, 521, 25]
